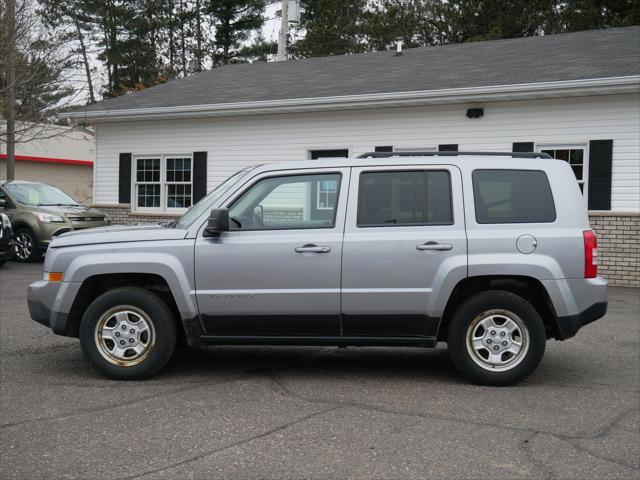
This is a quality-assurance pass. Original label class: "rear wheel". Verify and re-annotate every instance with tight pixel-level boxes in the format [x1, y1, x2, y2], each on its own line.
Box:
[79, 287, 177, 379]
[13, 228, 41, 262]
[447, 290, 546, 386]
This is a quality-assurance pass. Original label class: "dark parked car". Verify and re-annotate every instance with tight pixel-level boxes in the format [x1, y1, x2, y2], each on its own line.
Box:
[0, 210, 14, 266]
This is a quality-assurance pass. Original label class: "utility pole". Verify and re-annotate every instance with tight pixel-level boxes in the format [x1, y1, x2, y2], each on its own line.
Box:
[5, 0, 17, 181]
[277, 0, 289, 61]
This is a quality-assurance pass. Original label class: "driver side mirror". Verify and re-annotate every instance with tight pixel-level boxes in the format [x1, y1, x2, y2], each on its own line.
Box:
[203, 208, 229, 237]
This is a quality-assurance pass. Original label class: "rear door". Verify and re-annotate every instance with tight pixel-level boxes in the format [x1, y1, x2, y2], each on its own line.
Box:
[341, 165, 467, 338]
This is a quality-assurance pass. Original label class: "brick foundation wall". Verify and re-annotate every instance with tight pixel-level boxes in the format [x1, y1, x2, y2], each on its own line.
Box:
[263, 207, 304, 223]
[589, 212, 640, 287]
[94, 204, 640, 287]
[95, 205, 179, 225]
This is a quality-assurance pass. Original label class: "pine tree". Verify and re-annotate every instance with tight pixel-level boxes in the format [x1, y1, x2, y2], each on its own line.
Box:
[294, 0, 368, 57]
[362, 0, 447, 51]
[204, 0, 265, 65]
[38, 0, 99, 103]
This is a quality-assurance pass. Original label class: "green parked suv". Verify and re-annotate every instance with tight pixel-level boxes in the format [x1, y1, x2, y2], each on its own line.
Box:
[0, 180, 109, 262]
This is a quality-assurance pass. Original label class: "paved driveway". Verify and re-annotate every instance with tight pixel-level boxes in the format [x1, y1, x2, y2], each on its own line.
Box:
[1, 262, 638, 479]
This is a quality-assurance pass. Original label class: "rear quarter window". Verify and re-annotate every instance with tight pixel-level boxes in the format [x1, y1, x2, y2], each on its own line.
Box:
[472, 169, 556, 224]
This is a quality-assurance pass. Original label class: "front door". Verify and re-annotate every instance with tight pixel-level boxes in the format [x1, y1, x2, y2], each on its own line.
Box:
[194, 168, 350, 336]
[341, 165, 467, 338]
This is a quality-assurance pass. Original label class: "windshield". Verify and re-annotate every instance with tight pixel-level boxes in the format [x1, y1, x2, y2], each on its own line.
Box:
[4, 182, 79, 206]
[174, 166, 256, 228]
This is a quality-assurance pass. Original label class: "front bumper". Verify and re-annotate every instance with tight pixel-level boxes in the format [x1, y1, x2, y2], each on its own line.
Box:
[27, 298, 72, 336]
[27, 280, 79, 337]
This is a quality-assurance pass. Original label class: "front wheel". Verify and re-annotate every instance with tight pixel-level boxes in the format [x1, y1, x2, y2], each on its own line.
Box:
[447, 290, 546, 386]
[13, 228, 41, 262]
[79, 287, 177, 379]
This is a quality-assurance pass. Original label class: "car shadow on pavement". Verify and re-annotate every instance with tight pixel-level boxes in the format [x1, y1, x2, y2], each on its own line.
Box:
[161, 344, 465, 384]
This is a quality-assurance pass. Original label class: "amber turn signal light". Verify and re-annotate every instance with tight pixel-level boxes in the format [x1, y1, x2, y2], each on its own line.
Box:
[46, 272, 64, 282]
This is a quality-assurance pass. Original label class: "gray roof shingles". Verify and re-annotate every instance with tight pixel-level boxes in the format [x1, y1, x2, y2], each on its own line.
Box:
[84, 26, 639, 113]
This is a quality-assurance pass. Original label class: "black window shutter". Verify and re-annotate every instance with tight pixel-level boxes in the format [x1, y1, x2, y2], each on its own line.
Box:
[439, 144, 458, 151]
[587, 140, 613, 211]
[118, 153, 132, 204]
[513, 142, 534, 152]
[374, 146, 393, 152]
[193, 151, 208, 203]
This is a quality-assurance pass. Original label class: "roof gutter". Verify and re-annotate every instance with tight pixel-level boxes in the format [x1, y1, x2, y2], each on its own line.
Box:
[60, 76, 640, 122]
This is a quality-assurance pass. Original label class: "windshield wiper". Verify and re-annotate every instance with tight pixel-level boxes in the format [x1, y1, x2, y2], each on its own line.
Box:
[164, 219, 177, 228]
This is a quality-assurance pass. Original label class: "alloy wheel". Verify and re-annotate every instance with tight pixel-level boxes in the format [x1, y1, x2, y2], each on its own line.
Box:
[14, 231, 34, 261]
[465, 309, 530, 372]
[94, 306, 156, 367]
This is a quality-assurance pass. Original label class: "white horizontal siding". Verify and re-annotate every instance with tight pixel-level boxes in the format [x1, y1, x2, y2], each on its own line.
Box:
[95, 93, 640, 211]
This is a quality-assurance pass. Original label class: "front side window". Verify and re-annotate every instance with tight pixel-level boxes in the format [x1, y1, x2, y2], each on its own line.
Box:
[134, 155, 192, 211]
[175, 166, 255, 229]
[472, 169, 556, 224]
[229, 173, 342, 230]
[357, 170, 453, 227]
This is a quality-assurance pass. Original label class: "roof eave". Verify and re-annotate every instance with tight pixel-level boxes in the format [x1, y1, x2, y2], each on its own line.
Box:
[60, 76, 640, 123]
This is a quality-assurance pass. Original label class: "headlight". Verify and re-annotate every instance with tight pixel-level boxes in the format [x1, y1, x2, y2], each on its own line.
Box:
[34, 212, 65, 223]
[1, 214, 10, 228]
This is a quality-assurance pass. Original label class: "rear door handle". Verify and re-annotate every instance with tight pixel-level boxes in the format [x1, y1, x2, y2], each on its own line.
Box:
[295, 244, 331, 253]
[416, 242, 453, 251]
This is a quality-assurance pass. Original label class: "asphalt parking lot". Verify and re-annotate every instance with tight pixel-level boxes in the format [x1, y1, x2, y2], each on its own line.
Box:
[0, 262, 638, 479]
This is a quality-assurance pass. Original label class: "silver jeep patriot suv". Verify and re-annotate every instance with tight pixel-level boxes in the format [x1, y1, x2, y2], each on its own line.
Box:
[27, 152, 608, 385]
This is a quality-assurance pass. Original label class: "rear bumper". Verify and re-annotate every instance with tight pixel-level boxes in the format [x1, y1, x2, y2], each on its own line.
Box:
[555, 301, 608, 340]
[542, 277, 608, 340]
[0, 241, 13, 261]
[0, 225, 13, 260]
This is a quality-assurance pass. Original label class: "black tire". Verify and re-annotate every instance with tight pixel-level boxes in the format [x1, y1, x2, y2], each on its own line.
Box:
[447, 290, 546, 386]
[79, 287, 177, 380]
[0, 260, 5, 267]
[13, 227, 41, 262]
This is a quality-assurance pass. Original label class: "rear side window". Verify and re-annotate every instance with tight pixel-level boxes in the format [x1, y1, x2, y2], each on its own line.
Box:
[357, 170, 453, 227]
[472, 169, 556, 224]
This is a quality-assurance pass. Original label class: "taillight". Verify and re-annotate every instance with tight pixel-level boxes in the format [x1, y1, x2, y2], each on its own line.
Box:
[583, 230, 598, 278]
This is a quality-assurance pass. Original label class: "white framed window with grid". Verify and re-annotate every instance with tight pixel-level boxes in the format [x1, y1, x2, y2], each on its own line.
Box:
[316, 178, 338, 210]
[133, 154, 193, 212]
[536, 144, 589, 201]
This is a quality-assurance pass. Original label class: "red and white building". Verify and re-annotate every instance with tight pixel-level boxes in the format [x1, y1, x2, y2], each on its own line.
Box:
[0, 122, 95, 204]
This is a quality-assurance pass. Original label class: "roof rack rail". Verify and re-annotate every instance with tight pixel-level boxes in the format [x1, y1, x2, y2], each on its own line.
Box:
[357, 151, 552, 159]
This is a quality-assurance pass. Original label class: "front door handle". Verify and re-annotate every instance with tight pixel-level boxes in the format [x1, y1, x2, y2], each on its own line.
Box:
[295, 244, 331, 253]
[416, 242, 453, 251]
